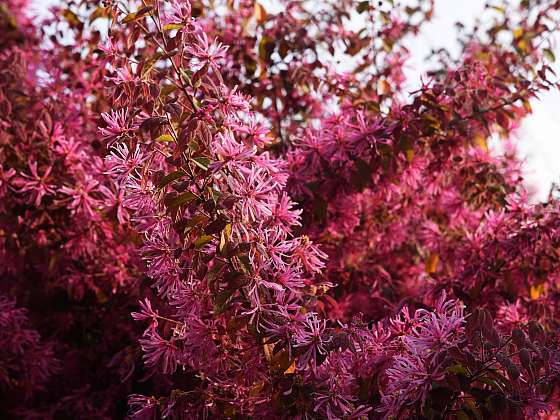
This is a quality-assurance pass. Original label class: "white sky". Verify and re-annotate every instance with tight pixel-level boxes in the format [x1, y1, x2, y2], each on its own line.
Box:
[30, 0, 560, 200]
[405, 0, 560, 201]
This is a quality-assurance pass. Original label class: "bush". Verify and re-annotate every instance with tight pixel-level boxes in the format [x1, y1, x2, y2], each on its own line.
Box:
[1, 0, 559, 418]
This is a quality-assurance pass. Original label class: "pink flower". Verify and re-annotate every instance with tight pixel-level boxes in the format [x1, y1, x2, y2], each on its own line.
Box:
[105, 143, 146, 184]
[235, 115, 270, 147]
[99, 108, 138, 146]
[98, 38, 119, 61]
[186, 32, 229, 67]
[132, 298, 159, 333]
[162, 0, 192, 26]
[98, 181, 131, 225]
[211, 130, 254, 164]
[212, 85, 250, 113]
[291, 235, 327, 274]
[128, 395, 159, 420]
[0, 164, 16, 198]
[229, 166, 277, 221]
[294, 312, 332, 372]
[271, 267, 305, 292]
[13, 161, 56, 207]
[407, 293, 465, 353]
[139, 330, 182, 374]
[59, 177, 101, 217]
[380, 353, 446, 418]
[270, 193, 302, 232]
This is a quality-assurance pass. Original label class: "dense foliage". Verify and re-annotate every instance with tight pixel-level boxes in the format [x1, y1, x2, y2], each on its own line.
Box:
[1, 0, 560, 418]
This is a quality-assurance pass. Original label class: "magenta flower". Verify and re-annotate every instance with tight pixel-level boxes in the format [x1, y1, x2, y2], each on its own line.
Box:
[105, 143, 146, 185]
[13, 161, 56, 207]
[380, 353, 446, 419]
[294, 312, 332, 372]
[0, 164, 15, 198]
[139, 331, 181, 374]
[407, 294, 465, 353]
[270, 193, 302, 232]
[98, 38, 119, 61]
[271, 267, 305, 292]
[162, 0, 192, 26]
[59, 177, 101, 217]
[131, 298, 159, 333]
[98, 181, 131, 225]
[99, 108, 138, 147]
[229, 166, 277, 221]
[291, 235, 327, 274]
[186, 32, 229, 67]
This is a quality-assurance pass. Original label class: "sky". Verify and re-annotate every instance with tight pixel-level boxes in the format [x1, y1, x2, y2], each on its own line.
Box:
[404, 0, 560, 201]
[30, 0, 560, 200]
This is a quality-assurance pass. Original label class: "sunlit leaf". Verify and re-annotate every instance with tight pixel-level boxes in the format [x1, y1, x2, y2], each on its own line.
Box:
[155, 134, 174, 142]
[425, 253, 439, 274]
[163, 23, 184, 31]
[254, 3, 267, 24]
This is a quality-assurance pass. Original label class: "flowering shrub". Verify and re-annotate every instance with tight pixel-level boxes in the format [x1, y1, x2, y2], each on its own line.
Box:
[0, 0, 150, 417]
[1, 0, 560, 418]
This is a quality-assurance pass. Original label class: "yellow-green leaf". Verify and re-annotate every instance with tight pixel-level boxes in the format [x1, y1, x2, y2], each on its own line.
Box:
[544, 48, 556, 62]
[191, 156, 212, 171]
[156, 134, 174, 142]
[194, 235, 213, 249]
[121, 12, 137, 24]
[163, 23, 184, 31]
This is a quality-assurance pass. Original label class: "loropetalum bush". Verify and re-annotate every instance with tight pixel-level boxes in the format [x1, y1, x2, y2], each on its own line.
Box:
[1, 0, 560, 418]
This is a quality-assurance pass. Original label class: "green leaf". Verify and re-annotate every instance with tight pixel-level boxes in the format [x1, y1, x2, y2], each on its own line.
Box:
[544, 48, 556, 62]
[156, 134, 174, 142]
[161, 84, 178, 97]
[121, 12, 137, 23]
[157, 170, 185, 189]
[194, 235, 213, 249]
[186, 214, 208, 229]
[479, 377, 506, 393]
[191, 157, 212, 171]
[258, 35, 275, 62]
[350, 158, 371, 191]
[447, 364, 469, 375]
[0, 4, 17, 29]
[163, 23, 184, 31]
[219, 223, 231, 253]
[122, 6, 152, 24]
[455, 411, 470, 420]
[356, 1, 369, 14]
[165, 191, 196, 209]
[206, 260, 225, 291]
[489, 5, 506, 13]
[205, 216, 228, 235]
